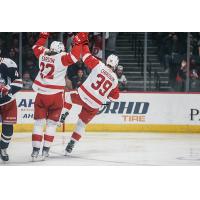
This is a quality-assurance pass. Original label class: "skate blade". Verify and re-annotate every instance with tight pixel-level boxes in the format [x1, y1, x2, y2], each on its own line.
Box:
[31, 157, 38, 162]
[64, 151, 71, 156]
[31, 156, 45, 162]
[41, 156, 46, 161]
[1, 160, 9, 164]
[41, 155, 49, 161]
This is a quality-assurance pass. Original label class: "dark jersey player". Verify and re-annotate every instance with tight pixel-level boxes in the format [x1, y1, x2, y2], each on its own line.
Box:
[0, 57, 23, 162]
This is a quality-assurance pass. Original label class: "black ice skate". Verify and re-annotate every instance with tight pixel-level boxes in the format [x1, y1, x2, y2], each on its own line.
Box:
[42, 146, 50, 160]
[0, 148, 9, 162]
[31, 147, 40, 161]
[65, 140, 75, 156]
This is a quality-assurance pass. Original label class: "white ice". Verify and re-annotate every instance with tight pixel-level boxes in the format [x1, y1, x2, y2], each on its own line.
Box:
[1, 132, 200, 166]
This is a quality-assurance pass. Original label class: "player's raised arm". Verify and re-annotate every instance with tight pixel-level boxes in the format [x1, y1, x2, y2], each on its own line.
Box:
[32, 32, 49, 58]
[82, 43, 101, 70]
[61, 32, 88, 66]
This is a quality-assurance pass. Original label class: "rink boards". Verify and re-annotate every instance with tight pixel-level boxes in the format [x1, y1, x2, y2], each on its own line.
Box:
[4, 91, 200, 133]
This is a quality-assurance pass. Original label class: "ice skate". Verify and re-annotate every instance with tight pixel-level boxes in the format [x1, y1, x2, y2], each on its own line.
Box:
[65, 140, 75, 156]
[0, 148, 9, 162]
[31, 147, 40, 162]
[42, 146, 50, 161]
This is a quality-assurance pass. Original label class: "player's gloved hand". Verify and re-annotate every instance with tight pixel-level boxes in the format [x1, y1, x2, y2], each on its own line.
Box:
[0, 85, 10, 97]
[73, 32, 89, 45]
[57, 108, 69, 127]
[39, 32, 50, 39]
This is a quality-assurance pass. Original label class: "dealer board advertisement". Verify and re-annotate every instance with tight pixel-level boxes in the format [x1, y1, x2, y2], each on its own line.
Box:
[15, 91, 200, 125]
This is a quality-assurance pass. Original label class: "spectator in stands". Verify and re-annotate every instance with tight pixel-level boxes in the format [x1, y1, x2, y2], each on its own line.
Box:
[67, 61, 89, 81]
[11, 34, 19, 54]
[195, 33, 200, 56]
[159, 33, 171, 71]
[24, 59, 38, 81]
[189, 58, 200, 91]
[92, 32, 103, 60]
[175, 59, 187, 91]
[65, 76, 73, 90]
[115, 65, 128, 91]
[71, 69, 87, 89]
[23, 34, 36, 56]
[0, 36, 7, 56]
[162, 33, 180, 72]
[22, 34, 37, 64]
[168, 33, 182, 87]
[48, 32, 60, 46]
[9, 48, 18, 64]
[22, 71, 33, 89]
[171, 33, 180, 63]
[175, 58, 200, 91]
[189, 34, 199, 56]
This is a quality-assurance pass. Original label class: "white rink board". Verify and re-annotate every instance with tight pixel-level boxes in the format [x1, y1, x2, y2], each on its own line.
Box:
[15, 91, 200, 125]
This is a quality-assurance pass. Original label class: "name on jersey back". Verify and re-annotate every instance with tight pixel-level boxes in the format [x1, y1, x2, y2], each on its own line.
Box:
[42, 56, 55, 64]
[101, 69, 114, 82]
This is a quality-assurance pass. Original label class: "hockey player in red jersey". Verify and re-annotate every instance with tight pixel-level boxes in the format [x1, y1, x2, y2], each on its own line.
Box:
[59, 41, 120, 155]
[31, 32, 88, 161]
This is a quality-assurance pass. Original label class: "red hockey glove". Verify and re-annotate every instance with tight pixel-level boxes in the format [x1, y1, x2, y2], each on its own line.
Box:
[0, 85, 10, 97]
[39, 32, 50, 39]
[73, 32, 89, 45]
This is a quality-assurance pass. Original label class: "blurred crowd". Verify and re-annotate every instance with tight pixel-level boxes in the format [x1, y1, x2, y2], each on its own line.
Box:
[2, 32, 200, 92]
[0, 32, 127, 91]
[153, 32, 200, 91]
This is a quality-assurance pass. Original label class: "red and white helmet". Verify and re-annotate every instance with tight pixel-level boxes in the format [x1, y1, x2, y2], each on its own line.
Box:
[50, 41, 65, 53]
[106, 54, 119, 70]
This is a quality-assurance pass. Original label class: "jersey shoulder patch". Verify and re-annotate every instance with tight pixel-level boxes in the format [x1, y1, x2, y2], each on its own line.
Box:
[2, 58, 17, 68]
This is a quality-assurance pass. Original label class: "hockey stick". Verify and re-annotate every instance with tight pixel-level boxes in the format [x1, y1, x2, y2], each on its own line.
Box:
[62, 121, 65, 133]
[62, 90, 66, 133]
[102, 103, 109, 106]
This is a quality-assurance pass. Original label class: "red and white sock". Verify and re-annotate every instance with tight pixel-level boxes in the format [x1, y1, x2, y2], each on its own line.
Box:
[71, 132, 82, 142]
[71, 119, 86, 142]
[44, 134, 54, 148]
[32, 119, 45, 149]
[43, 119, 57, 148]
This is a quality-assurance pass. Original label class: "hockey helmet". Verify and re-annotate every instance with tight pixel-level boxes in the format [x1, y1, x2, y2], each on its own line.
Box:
[50, 41, 65, 53]
[106, 54, 119, 70]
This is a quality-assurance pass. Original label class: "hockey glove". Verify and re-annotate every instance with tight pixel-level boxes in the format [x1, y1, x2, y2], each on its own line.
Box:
[39, 32, 50, 39]
[73, 32, 89, 45]
[0, 85, 10, 98]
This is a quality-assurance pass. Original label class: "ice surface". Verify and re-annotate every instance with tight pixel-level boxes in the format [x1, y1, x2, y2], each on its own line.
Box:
[1, 132, 200, 166]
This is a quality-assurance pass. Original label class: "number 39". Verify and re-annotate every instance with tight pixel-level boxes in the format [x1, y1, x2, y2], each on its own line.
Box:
[91, 74, 112, 96]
